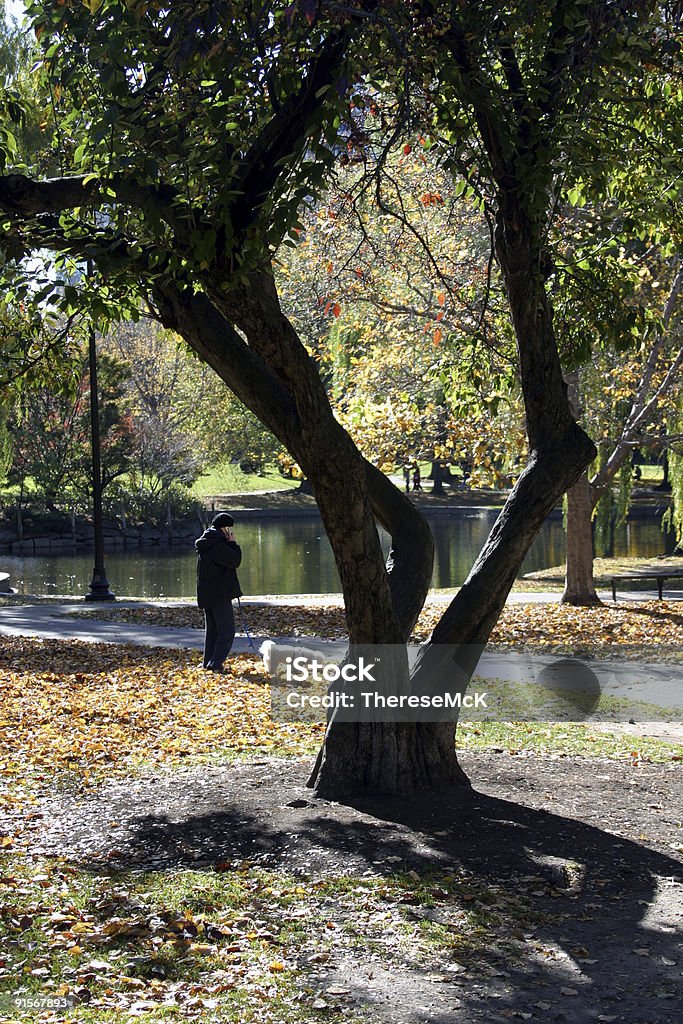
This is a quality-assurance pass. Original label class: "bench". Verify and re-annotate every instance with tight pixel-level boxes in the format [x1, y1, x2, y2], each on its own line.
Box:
[610, 570, 683, 602]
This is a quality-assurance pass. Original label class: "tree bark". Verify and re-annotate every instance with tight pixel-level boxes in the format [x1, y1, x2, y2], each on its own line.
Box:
[153, 278, 435, 640]
[429, 460, 453, 495]
[562, 471, 600, 605]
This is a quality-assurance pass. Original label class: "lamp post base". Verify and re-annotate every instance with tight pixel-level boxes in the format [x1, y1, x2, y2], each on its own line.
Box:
[85, 569, 116, 602]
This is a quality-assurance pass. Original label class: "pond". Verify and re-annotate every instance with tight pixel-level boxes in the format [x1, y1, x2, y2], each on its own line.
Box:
[1, 508, 676, 599]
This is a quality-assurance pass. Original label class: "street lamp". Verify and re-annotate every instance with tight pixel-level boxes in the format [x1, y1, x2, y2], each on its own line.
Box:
[84, 294, 115, 602]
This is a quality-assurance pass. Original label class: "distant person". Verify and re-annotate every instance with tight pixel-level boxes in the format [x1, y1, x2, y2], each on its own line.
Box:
[195, 511, 242, 673]
[412, 464, 422, 492]
[403, 465, 411, 492]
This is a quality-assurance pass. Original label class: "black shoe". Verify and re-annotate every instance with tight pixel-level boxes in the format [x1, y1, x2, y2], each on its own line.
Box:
[207, 665, 228, 674]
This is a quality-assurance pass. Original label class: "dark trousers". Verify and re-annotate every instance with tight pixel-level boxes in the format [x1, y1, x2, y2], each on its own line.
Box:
[203, 603, 236, 669]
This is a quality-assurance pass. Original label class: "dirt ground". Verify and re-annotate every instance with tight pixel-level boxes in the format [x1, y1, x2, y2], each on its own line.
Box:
[28, 750, 682, 1024]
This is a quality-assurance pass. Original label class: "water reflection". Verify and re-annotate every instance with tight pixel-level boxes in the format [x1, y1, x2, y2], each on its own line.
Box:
[1, 511, 675, 598]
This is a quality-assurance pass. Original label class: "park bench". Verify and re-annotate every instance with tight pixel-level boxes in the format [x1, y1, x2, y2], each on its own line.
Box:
[610, 570, 683, 602]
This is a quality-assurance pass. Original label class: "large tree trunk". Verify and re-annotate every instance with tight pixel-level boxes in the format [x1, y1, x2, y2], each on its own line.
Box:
[155, 158, 596, 799]
[153, 276, 453, 796]
[562, 471, 600, 605]
[309, 193, 597, 794]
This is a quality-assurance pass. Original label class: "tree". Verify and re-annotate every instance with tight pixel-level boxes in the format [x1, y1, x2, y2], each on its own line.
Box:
[665, 400, 683, 547]
[276, 150, 524, 488]
[3, 2, 671, 797]
[104, 320, 214, 493]
[531, 8, 683, 603]
[7, 347, 133, 509]
[562, 263, 683, 604]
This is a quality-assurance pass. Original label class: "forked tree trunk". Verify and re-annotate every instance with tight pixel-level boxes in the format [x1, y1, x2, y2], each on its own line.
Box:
[308, 187, 597, 794]
[562, 471, 600, 605]
[149, 178, 597, 798]
[310, 430, 595, 795]
[155, 199, 594, 799]
[157, 262, 595, 796]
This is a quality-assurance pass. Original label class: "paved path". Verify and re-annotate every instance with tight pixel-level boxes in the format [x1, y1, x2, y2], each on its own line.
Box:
[0, 588, 681, 653]
[0, 598, 215, 651]
[2, 593, 682, 741]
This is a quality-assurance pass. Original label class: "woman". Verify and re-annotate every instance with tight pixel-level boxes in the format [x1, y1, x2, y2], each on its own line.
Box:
[195, 511, 242, 672]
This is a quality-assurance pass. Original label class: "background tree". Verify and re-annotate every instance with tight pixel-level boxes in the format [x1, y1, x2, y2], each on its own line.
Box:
[276, 146, 524, 487]
[664, 398, 683, 545]
[7, 347, 133, 510]
[548, 54, 683, 605]
[105, 318, 285, 484]
[104, 321, 211, 494]
[561, 265, 683, 604]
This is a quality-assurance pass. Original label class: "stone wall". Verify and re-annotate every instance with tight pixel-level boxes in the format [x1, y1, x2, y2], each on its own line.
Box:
[0, 514, 206, 557]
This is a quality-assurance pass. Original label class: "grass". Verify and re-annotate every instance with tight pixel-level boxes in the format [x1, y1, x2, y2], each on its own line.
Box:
[0, 853, 544, 1023]
[0, 856, 360, 1022]
[520, 554, 683, 591]
[463, 677, 683, 726]
[636, 464, 665, 484]
[191, 463, 293, 498]
[457, 721, 682, 761]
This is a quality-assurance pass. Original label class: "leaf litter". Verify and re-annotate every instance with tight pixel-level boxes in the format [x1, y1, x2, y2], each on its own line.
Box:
[1, 604, 682, 1023]
[69, 597, 683, 654]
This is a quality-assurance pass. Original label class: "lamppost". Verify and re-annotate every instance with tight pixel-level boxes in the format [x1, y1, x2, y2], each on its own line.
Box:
[84, 280, 115, 602]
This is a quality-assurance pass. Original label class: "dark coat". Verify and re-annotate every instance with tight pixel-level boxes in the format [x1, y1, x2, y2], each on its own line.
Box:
[195, 526, 242, 608]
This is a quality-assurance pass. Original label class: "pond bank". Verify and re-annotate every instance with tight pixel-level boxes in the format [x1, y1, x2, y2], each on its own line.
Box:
[0, 487, 673, 601]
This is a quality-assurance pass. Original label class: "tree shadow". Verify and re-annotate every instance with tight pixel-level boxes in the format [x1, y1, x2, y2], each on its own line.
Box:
[627, 602, 683, 628]
[0, 634, 199, 674]
[46, 759, 683, 1023]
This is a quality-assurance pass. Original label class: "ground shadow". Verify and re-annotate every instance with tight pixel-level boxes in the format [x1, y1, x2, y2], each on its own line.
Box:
[36, 755, 683, 1024]
[0, 634, 200, 673]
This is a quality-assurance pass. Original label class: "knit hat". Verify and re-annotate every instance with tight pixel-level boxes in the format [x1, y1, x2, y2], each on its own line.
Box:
[211, 511, 234, 528]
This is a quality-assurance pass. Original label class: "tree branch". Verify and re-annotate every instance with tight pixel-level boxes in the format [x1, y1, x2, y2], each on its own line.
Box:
[231, 26, 350, 232]
[591, 261, 683, 498]
[0, 172, 202, 248]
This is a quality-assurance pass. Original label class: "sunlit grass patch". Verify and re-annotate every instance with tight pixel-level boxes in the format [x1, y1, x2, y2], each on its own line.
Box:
[191, 462, 293, 497]
[457, 721, 683, 761]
